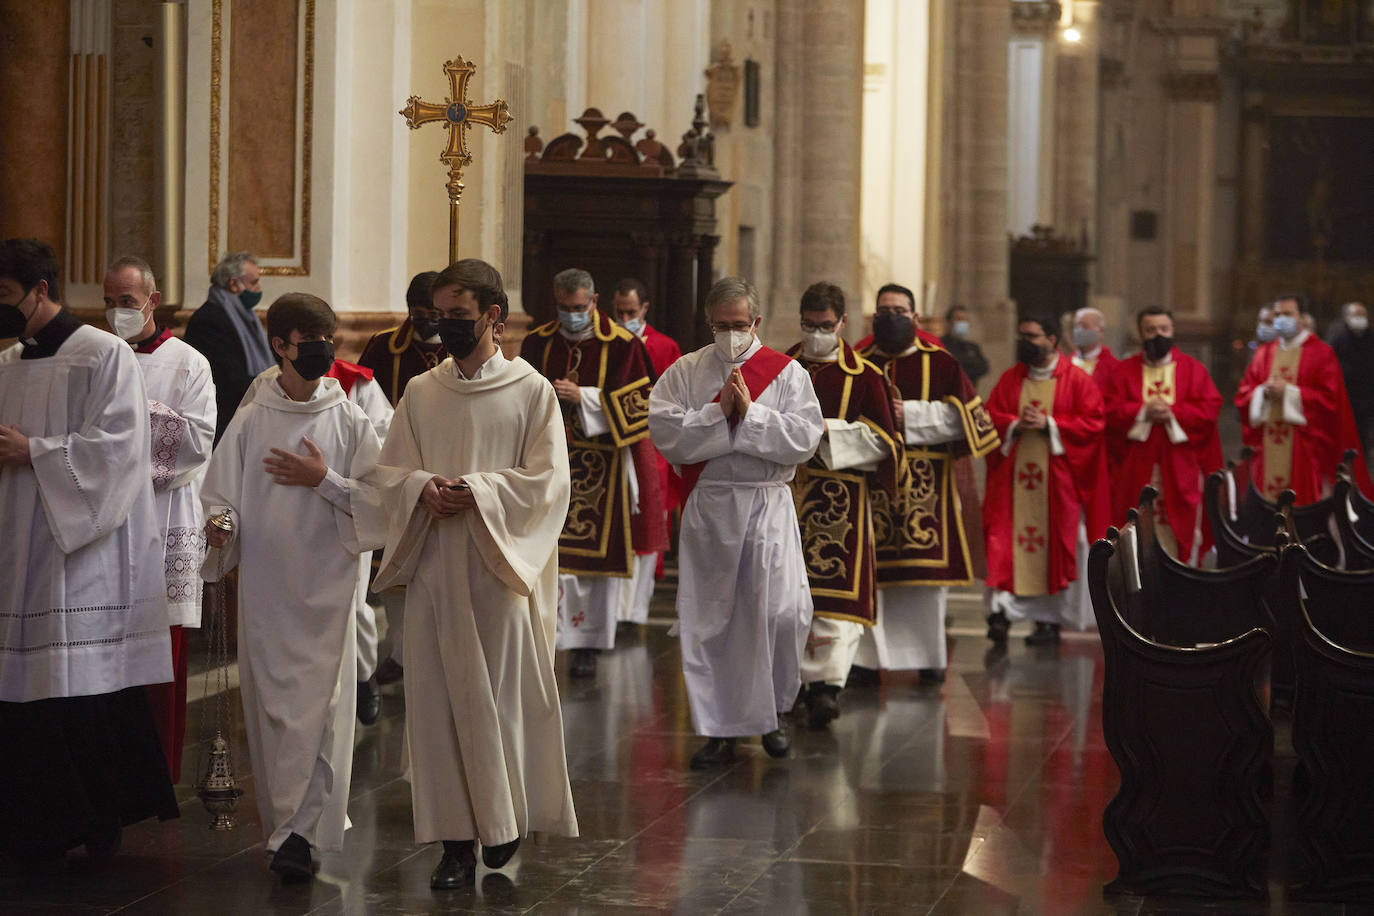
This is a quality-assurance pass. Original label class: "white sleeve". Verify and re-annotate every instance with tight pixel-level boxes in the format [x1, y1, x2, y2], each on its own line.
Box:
[316, 467, 352, 513]
[732, 368, 825, 465]
[577, 386, 611, 437]
[351, 378, 395, 441]
[1248, 385, 1268, 426]
[648, 366, 733, 465]
[819, 419, 888, 471]
[902, 400, 964, 446]
[1282, 384, 1306, 426]
[1127, 405, 1152, 443]
[1165, 415, 1188, 444]
[1045, 416, 1065, 457]
[1000, 420, 1020, 456]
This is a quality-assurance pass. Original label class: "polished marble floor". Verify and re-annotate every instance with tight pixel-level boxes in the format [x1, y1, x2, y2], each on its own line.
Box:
[3, 586, 1363, 915]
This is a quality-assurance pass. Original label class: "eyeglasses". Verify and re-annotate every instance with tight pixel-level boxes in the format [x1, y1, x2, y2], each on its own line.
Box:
[708, 321, 755, 333]
[801, 321, 839, 333]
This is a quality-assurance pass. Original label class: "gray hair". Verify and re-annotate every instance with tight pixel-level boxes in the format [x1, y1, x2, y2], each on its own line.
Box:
[1073, 306, 1104, 326]
[107, 255, 157, 294]
[705, 276, 760, 320]
[553, 267, 595, 297]
[1344, 301, 1367, 319]
[211, 251, 257, 290]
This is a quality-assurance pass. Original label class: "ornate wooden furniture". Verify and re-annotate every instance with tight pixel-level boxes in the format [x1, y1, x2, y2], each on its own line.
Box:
[522, 100, 732, 351]
[1331, 478, 1374, 571]
[1090, 528, 1273, 898]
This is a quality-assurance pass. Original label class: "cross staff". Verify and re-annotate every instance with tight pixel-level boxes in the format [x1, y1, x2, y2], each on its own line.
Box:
[399, 56, 513, 262]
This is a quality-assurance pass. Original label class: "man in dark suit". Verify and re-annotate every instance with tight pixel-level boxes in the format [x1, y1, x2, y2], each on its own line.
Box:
[183, 251, 273, 443]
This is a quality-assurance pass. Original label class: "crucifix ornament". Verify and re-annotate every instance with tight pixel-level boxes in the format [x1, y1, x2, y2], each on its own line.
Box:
[399, 56, 513, 262]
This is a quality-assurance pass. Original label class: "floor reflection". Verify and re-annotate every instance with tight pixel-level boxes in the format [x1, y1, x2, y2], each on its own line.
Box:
[1, 589, 1346, 915]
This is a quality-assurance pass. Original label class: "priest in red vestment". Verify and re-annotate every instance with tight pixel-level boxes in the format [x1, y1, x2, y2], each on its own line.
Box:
[1235, 293, 1372, 503]
[985, 313, 1110, 646]
[520, 269, 665, 679]
[1102, 307, 1223, 565]
[784, 283, 901, 727]
[1069, 307, 1120, 384]
[611, 277, 683, 610]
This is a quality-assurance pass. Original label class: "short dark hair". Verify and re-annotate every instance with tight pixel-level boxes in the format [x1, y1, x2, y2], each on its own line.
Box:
[876, 283, 917, 311]
[945, 304, 967, 322]
[1136, 305, 1174, 330]
[800, 282, 846, 320]
[0, 238, 60, 302]
[1018, 313, 1060, 343]
[1272, 292, 1308, 312]
[405, 270, 441, 311]
[613, 277, 649, 306]
[266, 293, 336, 363]
[433, 258, 509, 322]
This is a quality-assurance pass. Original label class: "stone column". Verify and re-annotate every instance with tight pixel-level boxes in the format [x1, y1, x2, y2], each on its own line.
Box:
[950, 0, 1013, 372]
[767, 0, 805, 341]
[0, 1, 70, 270]
[1053, 3, 1099, 248]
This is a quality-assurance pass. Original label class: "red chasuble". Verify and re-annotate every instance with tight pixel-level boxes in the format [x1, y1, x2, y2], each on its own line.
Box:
[521, 310, 666, 576]
[984, 358, 1110, 596]
[785, 342, 901, 625]
[1072, 345, 1120, 387]
[1102, 352, 1222, 563]
[1235, 335, 1373, 502]
[858, 338, 1001, 586]
[357, 317, 446, 407]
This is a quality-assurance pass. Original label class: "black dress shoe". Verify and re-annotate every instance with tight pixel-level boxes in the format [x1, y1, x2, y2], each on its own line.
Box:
[761, 720, 791, 758]
[269, 832, 313, 883]
[917, 668, 947, 684]
[569, 648, 598, 679]
[806, 682, 840, 729]
[482, 836, 520, 868]
[430, 840, 476, 889]
[357, 674, 382, 725]
[374, 657, 404, 685]
[845, 665, 882, 688]
[689, 737, 736, 770]
[1025, 622, 1061, 646]
[986, 610, 1010, 644]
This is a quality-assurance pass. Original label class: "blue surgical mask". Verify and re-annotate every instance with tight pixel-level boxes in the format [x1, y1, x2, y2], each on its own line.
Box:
[1072, 326, 1100, 350]
[559, 310, 592, 334]
[1256, 323, 1277, 343]
[620, 317, 644, 335]
[1273, 314, 1299, 340]
[952, 320, 970, 338]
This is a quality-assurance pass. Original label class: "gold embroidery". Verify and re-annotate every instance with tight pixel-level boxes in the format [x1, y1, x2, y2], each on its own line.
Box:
[1141, 362, 1177, 406]
[605, 376, 652, 446]
[1012, 377, 1056, 596]
[559, 443, 621, 558]
[791, 467, 866, 601]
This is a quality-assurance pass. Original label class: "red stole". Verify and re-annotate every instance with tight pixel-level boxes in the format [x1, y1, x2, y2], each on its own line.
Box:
[326, 359, 375, 396]
[679, 345, 793, 502]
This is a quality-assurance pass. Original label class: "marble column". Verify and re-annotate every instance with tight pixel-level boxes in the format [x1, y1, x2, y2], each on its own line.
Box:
[0, 1, 70, 271]
[767, 0, 805, 340]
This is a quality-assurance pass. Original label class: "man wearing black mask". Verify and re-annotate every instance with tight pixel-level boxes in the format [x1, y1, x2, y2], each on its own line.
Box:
[358, 270, 447, 407]
[854, 284, 1000, 685]
[983, 314, 1110, 647]
[185, 251, 273, 443]
[1101, 307, 1223, 565]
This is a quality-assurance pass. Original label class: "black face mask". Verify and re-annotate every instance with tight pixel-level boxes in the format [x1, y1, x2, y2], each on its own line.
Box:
[411, 315, 440, 341]
[1016, 338, 1044, 366]
[872, 313, 916, 352]
[290, 339, 334, 381]
[0, 287, 33, 337]
[1142, 335, 1173, 362]
[437, 316, 487, 359]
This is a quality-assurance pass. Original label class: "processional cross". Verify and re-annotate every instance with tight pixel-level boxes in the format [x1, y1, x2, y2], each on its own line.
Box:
[399, 56, 513, 262]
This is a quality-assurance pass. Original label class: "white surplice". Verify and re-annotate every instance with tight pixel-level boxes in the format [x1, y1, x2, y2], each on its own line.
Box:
[0, 325, 171, 701]
[200, 375, 381, 853]
[648, 339, 824, 738]
[364, 350, 578, 846]
[137, 336, 216, 628]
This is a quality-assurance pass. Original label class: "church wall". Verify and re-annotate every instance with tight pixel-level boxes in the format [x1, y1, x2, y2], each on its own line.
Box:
[110, 0, 159, 285]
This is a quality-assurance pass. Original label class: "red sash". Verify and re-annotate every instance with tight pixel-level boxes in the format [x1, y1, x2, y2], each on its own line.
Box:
[327, 359, 375, 396]
[679, 345, 794, 502]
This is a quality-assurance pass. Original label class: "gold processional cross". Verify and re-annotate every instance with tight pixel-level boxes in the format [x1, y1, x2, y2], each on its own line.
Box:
[399, 56, 513, 263]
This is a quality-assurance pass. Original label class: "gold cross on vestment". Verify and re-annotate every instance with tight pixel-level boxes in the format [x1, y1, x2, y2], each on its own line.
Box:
[399, 56, 513, 262]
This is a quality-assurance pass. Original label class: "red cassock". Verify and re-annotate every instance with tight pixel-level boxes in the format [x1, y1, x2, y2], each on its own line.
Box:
[1074, 345, 1120, 389]
[640, 323, 684, 523]
[1102, 352, 1223, 563]
[984, 359, 1111, 596]
[1234, 335, 1373, 503]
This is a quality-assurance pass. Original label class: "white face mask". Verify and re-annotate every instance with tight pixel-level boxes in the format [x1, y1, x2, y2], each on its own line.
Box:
[714, 327, 755, 361]
[802, 329, 839, 358]
[106, 305, 149, 341]
[1348, 315, 1369, 334]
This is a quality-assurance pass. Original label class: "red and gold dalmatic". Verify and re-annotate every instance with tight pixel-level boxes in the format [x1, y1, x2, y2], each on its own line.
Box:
[356, 316, 446, 406]
[858, 337, 1001, 586]
[786, 342, 901, 625]
[520, 310, 665, 576]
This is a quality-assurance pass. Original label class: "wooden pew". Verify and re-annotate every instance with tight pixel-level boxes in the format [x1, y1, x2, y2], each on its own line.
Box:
[1332, 478, 1374, 571]
[1091, 527, 1273, 898]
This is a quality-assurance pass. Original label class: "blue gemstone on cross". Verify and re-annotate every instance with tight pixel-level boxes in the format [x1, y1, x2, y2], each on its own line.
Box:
[446, 101, 467, 124]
